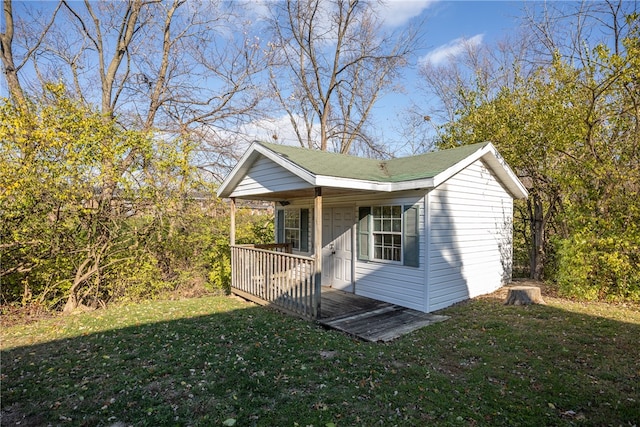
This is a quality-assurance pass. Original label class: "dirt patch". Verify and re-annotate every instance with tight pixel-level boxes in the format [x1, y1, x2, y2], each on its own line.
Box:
[0, 303, 55, 328]
[478, 279, 556, 303]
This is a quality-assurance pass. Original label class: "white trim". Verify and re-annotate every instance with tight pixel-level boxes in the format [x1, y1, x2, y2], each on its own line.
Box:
[217, 142, 316, 198]
[216, 142, 259, 198]
[431, 143, 528, 199]
[350, 207, 357, 293]
[218, 141, 528, 200]
[315, 175, 394, 192]
[423, 192, 431, 312]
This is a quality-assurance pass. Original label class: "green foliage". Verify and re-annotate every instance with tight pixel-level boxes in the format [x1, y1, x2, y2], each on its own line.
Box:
[1, 85, 272, 310]
[555, 232, 640, 301]
[434, 13, 640, 300]
[207, 208, 274, 293]
[1, 84, 140, 308]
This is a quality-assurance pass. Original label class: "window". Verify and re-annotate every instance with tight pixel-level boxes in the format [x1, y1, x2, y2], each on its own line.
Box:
[276, 208, 309, 251]
[373, 206, 402, 261]
[284, 209, 300, 249]
[358, 204, 419, 267]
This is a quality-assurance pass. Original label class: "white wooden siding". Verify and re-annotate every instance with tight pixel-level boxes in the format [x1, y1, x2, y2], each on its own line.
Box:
[232, 156, 312, 197]
[351, 194, 427, 312]
[276, 192, 428, 311]
[427, 159, 513, 312]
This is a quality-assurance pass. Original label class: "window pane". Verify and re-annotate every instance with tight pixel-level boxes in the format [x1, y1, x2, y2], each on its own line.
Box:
[284, 210, 301, 249]
[374, 247, 382, 259]
[370, 205, 403, 262]
[285, 210, 300, 228]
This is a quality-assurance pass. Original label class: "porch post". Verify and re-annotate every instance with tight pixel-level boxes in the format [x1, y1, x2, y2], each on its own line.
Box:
[230, 197, 236, 246]
[313, 187, 322, 318]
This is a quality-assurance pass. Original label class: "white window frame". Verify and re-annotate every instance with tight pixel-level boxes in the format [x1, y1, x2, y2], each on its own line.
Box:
[284, 209, 300, 250]
[371, 205, 403, 263]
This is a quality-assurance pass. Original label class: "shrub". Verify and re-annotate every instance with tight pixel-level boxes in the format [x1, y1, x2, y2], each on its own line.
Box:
[555, 231, 640, 301]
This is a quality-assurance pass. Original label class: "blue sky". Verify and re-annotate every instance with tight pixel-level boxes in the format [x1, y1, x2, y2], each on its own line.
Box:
[2, 0, 529, 154]
[371, 1, 527, 152]
[237, 1, 530, 153]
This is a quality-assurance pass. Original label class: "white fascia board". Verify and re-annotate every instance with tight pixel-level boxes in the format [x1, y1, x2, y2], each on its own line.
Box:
[431, 144, 490, 189]
[217, 142, 317, 198]
[481, 148, 529, 199]
[252, 144, 317, 185]
[314, 175, 392, 191]
[432, 142, 528, 199]
[314, 175, 435, 192]
[217, 142, 261, 198]
[390, 178, 435, 192]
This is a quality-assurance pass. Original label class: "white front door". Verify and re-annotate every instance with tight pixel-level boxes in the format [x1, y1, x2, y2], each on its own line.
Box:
[322, 207, 354, 292]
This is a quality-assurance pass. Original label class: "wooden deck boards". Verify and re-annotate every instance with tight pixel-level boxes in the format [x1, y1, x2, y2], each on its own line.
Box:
[318, 288, 449, 342]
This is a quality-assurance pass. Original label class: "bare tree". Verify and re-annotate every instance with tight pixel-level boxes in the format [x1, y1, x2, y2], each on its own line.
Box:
[1, 0, 62, 108]
[266, 0, 416, 154]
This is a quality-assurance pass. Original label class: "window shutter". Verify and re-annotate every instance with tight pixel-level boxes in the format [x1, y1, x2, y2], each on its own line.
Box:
[358, 207, 371, 261]
[300, 209, 309, 252]
[403, 205, 420, 267]
[276, 209, 285, 243]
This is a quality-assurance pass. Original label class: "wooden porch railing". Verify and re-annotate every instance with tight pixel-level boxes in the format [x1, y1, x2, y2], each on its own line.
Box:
[231, 244, 320, 320]
[253, 243, 292, 253]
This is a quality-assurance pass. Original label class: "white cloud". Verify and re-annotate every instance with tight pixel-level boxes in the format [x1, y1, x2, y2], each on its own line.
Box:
[418, 33, 484, 66]
[237, 0, 272, 21]
[375, 0, 436, 28]
[244, 0, 436, 30]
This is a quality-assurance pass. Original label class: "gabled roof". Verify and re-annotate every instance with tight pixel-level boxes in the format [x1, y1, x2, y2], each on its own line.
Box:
[217, 141, 528, 199]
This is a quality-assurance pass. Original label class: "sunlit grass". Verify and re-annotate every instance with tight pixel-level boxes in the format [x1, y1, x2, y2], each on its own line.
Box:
[2, 293, 639, 426]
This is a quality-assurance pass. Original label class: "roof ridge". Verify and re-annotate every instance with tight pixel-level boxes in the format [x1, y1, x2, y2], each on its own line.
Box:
[254, 140, 492, 183]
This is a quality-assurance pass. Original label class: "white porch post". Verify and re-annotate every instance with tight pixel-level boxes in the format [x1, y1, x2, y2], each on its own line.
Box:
[313, 187, 322, 318]
[230, 197, 236, 246]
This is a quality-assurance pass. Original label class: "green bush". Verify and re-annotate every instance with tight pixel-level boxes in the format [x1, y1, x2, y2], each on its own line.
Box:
[555, 231, 640, 301]
[207, 209, 274, 293]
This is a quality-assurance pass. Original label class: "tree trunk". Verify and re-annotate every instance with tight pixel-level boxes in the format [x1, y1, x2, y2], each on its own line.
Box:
[529, 195, 545, 280]
[504, 286, 545, 305]
[0, 0, 26, 107]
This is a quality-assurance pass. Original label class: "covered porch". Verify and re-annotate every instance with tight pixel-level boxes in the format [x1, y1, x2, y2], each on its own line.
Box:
[228, 184, 326, 321]
[230, 244, 448, 341]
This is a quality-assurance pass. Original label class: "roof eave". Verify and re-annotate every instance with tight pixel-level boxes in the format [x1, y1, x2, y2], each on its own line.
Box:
[217, 142, 317, 198]
[431, 142, 528, 199]
[219, 141, 528, 200]
[315, 175, 435, 192]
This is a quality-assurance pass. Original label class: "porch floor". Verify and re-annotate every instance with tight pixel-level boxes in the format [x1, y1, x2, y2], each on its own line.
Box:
[318, 288, 449, 342]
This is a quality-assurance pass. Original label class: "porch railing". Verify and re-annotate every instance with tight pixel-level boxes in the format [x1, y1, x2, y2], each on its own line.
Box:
[231, 244, 320, 320]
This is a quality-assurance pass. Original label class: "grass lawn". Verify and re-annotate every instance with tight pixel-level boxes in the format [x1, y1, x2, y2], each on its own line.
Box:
[2, 290, 639, 426]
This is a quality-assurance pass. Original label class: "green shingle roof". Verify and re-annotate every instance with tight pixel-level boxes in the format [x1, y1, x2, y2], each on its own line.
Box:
[256, 141, 489, 183]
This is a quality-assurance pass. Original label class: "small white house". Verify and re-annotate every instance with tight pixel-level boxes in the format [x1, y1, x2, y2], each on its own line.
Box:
[217, 141, 527, 317]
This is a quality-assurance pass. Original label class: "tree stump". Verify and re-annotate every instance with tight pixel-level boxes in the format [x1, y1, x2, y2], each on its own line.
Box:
[504, 286, 545, 305]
